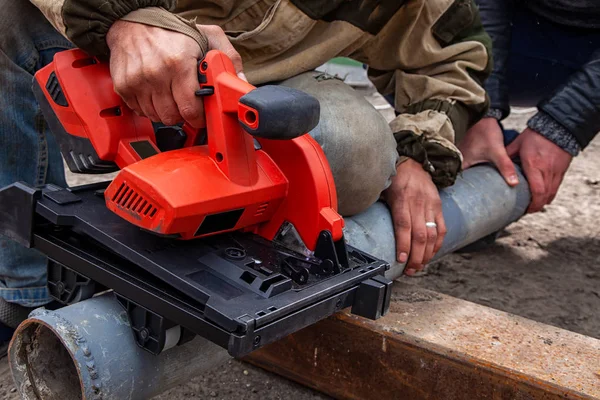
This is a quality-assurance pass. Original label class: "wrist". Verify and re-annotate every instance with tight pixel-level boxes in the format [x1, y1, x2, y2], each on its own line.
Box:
[62, 0, 175, 56]
[106, 20, 130, 50]
[484, 108, 504, 121]
[527, 112, 581, 156]
[399, 157, 422, 170]
[384, 158, 433, 201]
[119, 7, 208, 52]
[397, 157, 435, 180]
[477, 116, 501, 128]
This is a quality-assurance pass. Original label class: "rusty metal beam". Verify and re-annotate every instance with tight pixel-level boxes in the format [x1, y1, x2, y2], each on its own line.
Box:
[245, 282, 600, 400]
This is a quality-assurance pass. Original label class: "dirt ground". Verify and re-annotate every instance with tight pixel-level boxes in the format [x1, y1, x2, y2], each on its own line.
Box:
[0, 111, 597, 399]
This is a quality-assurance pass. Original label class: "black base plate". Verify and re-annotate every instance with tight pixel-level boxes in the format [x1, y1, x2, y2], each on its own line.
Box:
[0, 182, 391, 357]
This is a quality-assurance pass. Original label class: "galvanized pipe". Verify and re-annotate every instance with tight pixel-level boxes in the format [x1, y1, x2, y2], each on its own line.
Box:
[344, 164, 531, 279]
[8, 164, 529, 399]
[9, 293, 230, 400]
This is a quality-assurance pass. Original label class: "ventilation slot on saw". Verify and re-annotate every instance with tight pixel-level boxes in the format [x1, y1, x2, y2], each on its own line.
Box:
[254, 202, 269, 217]
[111, 183, 157, 218]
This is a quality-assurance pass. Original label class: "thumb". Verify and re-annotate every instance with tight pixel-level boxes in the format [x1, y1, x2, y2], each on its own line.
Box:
[459, 148, 483, 170]
[461, 155, 476, 170]
[491, 149, 519, 186]
[199, 25, 247, 81]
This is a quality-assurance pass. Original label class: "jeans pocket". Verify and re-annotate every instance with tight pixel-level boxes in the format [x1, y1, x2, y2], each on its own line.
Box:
[36, 41, 74, 70]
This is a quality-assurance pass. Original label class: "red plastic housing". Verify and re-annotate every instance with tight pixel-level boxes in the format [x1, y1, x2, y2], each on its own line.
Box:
[35, 49, 343, 250]
[33, 50, 158, 168]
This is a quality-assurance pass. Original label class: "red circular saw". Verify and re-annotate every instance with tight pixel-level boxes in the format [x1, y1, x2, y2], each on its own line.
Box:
[34, 49, 343, 251]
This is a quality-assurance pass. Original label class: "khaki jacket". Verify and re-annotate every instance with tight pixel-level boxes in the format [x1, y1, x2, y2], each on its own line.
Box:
[31, 0, 492, 187]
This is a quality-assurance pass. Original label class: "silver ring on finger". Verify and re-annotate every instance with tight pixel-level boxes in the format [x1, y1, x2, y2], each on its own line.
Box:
[425, 221, 437, 229]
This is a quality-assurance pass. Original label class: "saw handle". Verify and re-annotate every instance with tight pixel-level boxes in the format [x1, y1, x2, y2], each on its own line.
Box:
[182, 51, 321, 186]
[33, 48, 320, 177]
[182, 59, 319, 143]
[238, 86, 320, 140]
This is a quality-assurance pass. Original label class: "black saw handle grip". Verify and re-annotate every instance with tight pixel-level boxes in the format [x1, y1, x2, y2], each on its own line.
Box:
[239, 86, 320, 140]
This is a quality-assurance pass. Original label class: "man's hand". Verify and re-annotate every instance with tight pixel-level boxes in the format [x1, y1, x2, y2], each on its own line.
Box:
[106, 21, 245, 128]
[461, 119, 573, 213]
[383, 159, 446, 276]
[506, 128, 572, 213]
[460, 118, 519, 186]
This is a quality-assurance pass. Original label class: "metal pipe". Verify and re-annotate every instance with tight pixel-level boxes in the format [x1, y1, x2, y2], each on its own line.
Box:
[8, 293, 230, 400]
[344, 164, 531, 279]
[8, 164, 529, 399]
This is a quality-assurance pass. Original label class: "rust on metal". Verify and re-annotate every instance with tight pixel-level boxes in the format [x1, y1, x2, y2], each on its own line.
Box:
[245, 282, 600, 400]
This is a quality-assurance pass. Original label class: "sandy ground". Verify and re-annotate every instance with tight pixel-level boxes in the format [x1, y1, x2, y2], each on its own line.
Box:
[0, 110, 597, 399]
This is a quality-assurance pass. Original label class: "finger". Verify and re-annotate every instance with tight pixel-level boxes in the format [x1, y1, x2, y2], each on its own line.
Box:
[111, 60, 143, 116]
[491, 149, 519, 186]
[422, 209, 437, 265]
[121, 96, 143, 116]
[547, 172, 565, 205]
[408, 200, 427, 270]
[152, 91, 182, 126]
[461, 155, 480, 170]
[391, 200, 411, 267]
[506, 135, 522, 158]
[537, 164, 554, 210]
[523, 164, 548, 213]
[547, 181, 559, 205]
[172, 64, 206, 128]
[137, 94, 160, 122]
[433, 212, 446, 254]
[461, 159, 473, 170]
[201, 25, 245, 79]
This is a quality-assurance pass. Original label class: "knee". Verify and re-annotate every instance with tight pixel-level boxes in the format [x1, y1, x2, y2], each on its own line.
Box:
[326, 101, 398, 216]
[280, 72, 398, 216]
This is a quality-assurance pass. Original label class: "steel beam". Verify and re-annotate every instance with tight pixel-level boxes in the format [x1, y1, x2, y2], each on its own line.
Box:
[245, 282, 600, 400]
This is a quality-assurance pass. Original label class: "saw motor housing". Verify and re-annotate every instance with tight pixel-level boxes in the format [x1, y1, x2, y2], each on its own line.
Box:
[33, 49, 343, 250]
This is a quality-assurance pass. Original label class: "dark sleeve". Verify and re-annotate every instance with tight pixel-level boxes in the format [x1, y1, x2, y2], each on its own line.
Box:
[62, 0, 176, 56]
[475, 0, 516, 119]
[536, 49, 600, 149]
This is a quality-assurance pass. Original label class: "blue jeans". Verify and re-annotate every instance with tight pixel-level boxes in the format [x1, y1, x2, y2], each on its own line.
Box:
[505, 5, 600, 107]
[0, 1, 72, 306]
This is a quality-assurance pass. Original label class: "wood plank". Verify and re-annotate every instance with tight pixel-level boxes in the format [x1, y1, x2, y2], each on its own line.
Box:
[245, 282, 600, 400]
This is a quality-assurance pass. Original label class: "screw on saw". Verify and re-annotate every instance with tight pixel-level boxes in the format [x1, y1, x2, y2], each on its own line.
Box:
[335, 298, 343, 309]
[225, 247, 246, 260]
[139, 328, 150, 343]
[56, 281, 66, 295]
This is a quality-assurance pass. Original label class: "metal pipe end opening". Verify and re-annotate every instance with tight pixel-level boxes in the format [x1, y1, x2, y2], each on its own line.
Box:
[9, 320, 83, 400]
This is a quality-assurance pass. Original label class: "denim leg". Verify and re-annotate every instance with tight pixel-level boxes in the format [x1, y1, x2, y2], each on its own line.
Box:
[0, 1, 73, 307]
[506, 5, 600, 107]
